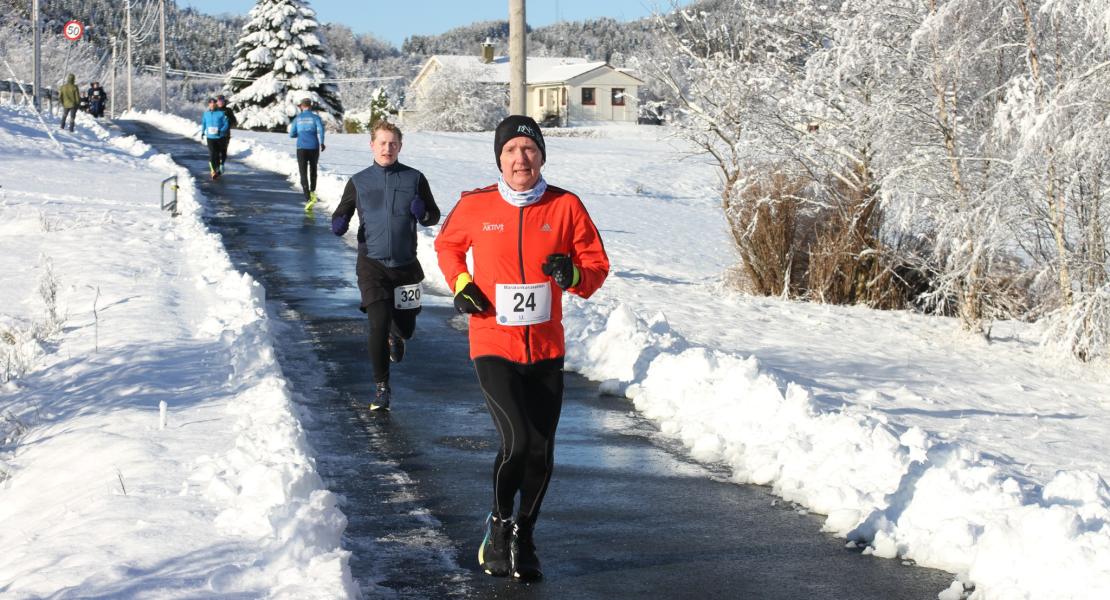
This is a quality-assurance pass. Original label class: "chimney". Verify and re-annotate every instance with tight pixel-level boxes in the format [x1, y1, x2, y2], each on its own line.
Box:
[480, 38, 494, 64]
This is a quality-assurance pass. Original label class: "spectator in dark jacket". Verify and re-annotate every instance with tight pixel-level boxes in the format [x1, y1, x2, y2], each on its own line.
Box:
[87, 82, 107, 118]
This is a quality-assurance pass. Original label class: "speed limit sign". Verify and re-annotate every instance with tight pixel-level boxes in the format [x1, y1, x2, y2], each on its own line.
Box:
[63, 20, 84, 41]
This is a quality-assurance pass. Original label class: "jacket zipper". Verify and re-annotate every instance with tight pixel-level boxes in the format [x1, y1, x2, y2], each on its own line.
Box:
[518, 206, 531, 364]
[383, 168, 391, 265]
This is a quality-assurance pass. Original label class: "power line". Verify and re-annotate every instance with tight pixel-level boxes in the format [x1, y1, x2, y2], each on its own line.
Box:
[139, 65, 402, 84]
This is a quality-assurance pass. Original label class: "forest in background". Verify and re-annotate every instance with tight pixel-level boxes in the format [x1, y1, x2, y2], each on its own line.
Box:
[0, 0, 683, 112]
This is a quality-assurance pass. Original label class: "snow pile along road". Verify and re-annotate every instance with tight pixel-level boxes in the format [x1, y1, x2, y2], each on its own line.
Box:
[562, 300, 1110, 600]
[0, 105, 358, 598]
[128, 110, 1110, 600]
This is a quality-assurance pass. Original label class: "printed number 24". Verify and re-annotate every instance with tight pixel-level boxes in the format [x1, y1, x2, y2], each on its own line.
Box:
[513, 292, 536, 313]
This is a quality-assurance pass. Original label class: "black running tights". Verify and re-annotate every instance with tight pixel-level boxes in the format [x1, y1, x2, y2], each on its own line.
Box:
[217, 137, 230, 168]
[474, 356, 564, 527]
[297, 148, 320, 199]
[365, 299, 418, 384]
[206, 138, 221, 171]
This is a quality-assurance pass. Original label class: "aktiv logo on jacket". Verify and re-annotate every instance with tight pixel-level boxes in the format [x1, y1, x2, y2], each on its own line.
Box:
[541, 223, 552, 232]
[483, 222, 505, 232]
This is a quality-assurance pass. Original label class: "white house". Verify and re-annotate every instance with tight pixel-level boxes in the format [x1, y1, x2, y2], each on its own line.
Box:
[407, 44, 644, 127]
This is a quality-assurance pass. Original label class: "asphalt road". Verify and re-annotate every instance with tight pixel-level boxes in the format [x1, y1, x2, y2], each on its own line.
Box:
[119, 120, 956, 599]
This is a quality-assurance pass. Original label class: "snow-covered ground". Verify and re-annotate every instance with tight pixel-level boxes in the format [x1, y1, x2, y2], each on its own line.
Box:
[0, 105, 358, 598]
[5, 104, 1109, 599]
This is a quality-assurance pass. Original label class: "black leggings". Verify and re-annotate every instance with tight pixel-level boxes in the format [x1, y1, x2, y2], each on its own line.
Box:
[297, 148, 320, 199]
[206, 138, 222, 171]
[217, 137, 230, 168]
[474, 356, 564, 527]
[365, 300, 419, 383]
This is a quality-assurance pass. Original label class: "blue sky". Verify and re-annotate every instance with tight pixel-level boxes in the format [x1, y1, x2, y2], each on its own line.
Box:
[179, 0, 659, 47]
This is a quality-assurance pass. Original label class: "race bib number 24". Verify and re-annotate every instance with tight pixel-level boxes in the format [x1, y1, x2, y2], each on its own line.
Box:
[495, 282, 551, 326]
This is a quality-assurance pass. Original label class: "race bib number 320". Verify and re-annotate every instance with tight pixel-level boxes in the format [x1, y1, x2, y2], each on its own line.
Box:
[394, 283, 422, 310]
[495, 282, 552, 326]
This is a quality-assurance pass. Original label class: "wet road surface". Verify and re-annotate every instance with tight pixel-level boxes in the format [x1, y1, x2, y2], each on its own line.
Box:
[119, 120, 956, 599]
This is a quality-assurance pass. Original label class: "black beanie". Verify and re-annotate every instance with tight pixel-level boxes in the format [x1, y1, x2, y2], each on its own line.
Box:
[494, 115, 546, 170]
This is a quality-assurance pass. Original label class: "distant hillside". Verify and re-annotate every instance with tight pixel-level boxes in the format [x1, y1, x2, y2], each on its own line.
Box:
[0, 0, 244, 72]
[401, 15, 659, 67]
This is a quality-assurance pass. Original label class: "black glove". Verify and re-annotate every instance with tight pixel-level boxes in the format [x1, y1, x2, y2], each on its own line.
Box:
[542, 254, 578, 289]
[453, 282, 490, 314]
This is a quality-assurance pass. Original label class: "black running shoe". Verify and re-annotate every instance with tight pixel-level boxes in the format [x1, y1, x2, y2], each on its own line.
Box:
[388, 333, 405, 363]
[479, 514, 513, 577]
[370, 381, 391, 411]
[511, 522, 542, 582]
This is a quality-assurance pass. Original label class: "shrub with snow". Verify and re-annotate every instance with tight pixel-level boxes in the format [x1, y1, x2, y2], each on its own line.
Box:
[405, 65, 507, 132]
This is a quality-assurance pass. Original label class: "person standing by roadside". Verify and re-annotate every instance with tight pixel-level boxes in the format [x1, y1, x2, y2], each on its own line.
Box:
[87, 82, 107, 118]
[215, 95, 237, 172]
[289, 98, 325, 212]
[200, 98, 229, 179]
[58, 74, 79, 132]
[330, 120, 440, 411]
[434, 115, 609, 582]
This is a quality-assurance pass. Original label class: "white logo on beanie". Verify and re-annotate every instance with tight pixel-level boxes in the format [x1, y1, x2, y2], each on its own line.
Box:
[517, 125, 535, 136]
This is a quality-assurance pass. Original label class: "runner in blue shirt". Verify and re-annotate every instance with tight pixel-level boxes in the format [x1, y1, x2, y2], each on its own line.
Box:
[200, 98, 230, 179]
[289, 98, 326, 211]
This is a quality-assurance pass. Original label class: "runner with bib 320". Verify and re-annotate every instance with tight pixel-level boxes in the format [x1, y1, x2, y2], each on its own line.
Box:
[434, 115, 609, 582]
[331, 120, 440, 411]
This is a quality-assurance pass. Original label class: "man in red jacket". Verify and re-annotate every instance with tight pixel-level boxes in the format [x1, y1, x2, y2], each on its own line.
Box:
[435, 115, 609, 582]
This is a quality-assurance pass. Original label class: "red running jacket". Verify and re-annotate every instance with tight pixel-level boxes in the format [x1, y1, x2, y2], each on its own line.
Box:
[435, 183, 610, 363]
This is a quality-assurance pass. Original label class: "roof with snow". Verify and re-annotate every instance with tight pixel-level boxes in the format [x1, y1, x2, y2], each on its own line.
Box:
[416, 55, 642, 86]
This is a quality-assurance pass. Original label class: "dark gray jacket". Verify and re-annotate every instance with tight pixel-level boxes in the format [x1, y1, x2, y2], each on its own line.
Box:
[331, 161, 440, 268]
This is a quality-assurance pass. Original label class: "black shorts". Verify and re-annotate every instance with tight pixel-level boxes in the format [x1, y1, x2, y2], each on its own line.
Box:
[356, 255, 425, 310]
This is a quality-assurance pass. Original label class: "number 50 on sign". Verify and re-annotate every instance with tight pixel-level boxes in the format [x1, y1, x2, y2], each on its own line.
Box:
[63, 20, 84, 41]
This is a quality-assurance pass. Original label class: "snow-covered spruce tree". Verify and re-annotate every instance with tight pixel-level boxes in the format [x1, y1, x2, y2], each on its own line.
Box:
[344, 87, 395, 132]
[225, 0, 343, 131]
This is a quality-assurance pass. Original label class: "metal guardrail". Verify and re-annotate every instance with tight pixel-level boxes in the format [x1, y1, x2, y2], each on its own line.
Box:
[0, 79, 59, 111]
[161, 175, 178, 216]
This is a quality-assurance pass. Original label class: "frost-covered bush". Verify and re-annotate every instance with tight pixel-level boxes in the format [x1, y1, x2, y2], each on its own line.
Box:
[225, 0, 344, 131]
[653, 0, 1110, 360]
[405, 65, 507, 132]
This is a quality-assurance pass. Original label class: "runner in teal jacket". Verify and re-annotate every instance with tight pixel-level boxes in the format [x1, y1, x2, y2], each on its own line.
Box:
[200, 98, 230, 178]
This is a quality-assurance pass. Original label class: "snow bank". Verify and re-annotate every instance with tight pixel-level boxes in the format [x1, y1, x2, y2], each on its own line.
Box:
[563, 299, 1110, 599]
[0, 106, 357, 598]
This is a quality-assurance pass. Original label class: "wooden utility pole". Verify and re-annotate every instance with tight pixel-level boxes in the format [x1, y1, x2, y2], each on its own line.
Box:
[110, 37, 117, 118]
[509, 0, 526, 115]
[126, 0, 133, 111]
[160, 0, 167, 113]
[32, 0, 41, 110]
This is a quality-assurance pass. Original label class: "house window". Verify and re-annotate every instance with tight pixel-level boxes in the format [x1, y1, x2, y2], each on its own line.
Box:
[612, 88, 626, 106]
[582, 87, 595, 106]
[561, 87, 566, 106]
[539, 90, 544, 107]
